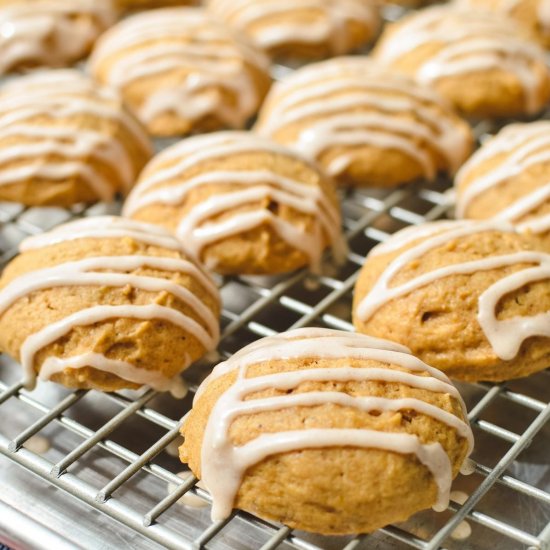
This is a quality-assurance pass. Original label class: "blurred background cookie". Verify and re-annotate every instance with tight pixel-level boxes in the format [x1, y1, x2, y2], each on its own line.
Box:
[206, 0, 380, 61]
[0, 70, 152, 206]
[353, 220, 550, 382]
[89, 7, 271, 137]
[0, 216, 220, 394]
[456, 0, 550, 49]
[123, 131, 344, 275]
[255, 57, 473, 187]
[0, 0, 116, 74]
[456, 121, 550, 251]
[374, 5, 550, 118]
[181, 328, 472, 534]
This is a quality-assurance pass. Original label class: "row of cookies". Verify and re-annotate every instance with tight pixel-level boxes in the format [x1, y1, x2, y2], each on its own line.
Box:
[0, 2, 548, 136]
[0, 47, 547, 206]
[1, 1, 548, 77]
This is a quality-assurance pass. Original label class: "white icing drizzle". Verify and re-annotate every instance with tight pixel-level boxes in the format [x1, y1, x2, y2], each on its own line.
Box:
[195, 328, 472, 521]
[456, 122, 550, 233]
[375, 6, 548, 114]
[88, 8, 270, 129]
[0, 70, 152, 200]
[256, 58, 471, 179]
[207, 0, 378, 55]
[0, 0, 115, 74]
[356, 220, 550, 361]
[123, 132, 345, 273]
[0, 216, 220, 392]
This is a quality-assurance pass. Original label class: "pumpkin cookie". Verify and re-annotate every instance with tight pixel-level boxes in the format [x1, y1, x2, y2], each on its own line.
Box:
[89, 7, 271, 137]
[206, 0, 380, 60]
[456, 121, 550, 252]
[456, 0, 550, 49]
[0, 216, 220, 394]
[255, 57, 473, 187]
[0, 0, 115, 74]
[123, 131, 344, 275]
[353, 220, 550, 381]
[374, 5, 550, 118]
[180, 328, 472, 534]
[0, 70, 152, 207]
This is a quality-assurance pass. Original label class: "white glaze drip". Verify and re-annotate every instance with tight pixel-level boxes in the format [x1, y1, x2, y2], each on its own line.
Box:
[356, 221, 550, 361]
[456, 122, 550, 233]
[0, 0, 115, 74]
[195, 328, 472, 521]
[0, 70, 152, 199]
[89, 8, 269, 129]
[375, 6, 548, 115]
[208, 0, 378, 55]
[0, 217, 219, 390]
[21, 216, 189, 254]
[123, 132, 345, 273]
[39, 352, 188, 397]
[256, 58, 471, 178]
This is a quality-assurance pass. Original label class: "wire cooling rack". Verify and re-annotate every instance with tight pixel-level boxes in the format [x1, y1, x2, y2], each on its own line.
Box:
[0, 5, 550, 550]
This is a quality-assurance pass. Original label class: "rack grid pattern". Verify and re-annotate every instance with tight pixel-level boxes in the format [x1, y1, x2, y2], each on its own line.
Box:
[0, 5, 550, 548]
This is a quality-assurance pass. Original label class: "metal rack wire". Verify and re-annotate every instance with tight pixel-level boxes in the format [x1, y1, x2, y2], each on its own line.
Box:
[0, 4, 549, 548]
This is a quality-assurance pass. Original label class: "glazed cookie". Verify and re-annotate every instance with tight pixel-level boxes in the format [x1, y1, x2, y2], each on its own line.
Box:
[206, 0, 380, 60]
[89, 8, 271, 137]
[123, 132, 344, 275]
[0, 70, 153, 207]
[0, 216, 220, 394]
[456, 0, 550, 49]
[0, 0, 116, 74]
[456, 122, 550, 252]
[180, 328, 473, 534]
[255, 58, 473, 187]
[353, 220, 550, 382]
[374, 5, 550, 118]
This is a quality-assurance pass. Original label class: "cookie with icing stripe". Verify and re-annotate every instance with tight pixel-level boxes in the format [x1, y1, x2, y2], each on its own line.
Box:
[456, 121, 550, 253]
[255, 57, 473, 187]
[180, 328, 472, 534]
[123, 131, 345, 276]
[0, 216, 220, 394]
[374, 5, 550, 118]
[353, 220, 550, 381]
[89, 7, 272, 137]
[0, 0, 116, 74]
[0, 70, 153, 207]
[456, 0, 550, 49]
[206, 0, 380, 60]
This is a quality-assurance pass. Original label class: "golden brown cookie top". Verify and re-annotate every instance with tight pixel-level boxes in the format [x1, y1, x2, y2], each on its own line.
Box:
[206, 0, 380, 59]
[0, 0, 116, 73]
[182, 327, 472, 524]
[89, 7, 271, 135]
[456, 121, 550, 237]
[354, 220, 550, 365]
[0, 216, 220, 392]
[0, 69, 152, 203]
[255, 57, 473, 182]
[456, 0, 550, 48]
[374, 5, 550, 116]
[123, 131, 344, 275]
